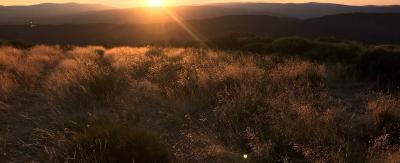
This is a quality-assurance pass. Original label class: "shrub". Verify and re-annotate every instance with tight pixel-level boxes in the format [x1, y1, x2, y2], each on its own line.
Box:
[267, 60, 326, 89]
[146, 47, 165, 57]
[151, 63, 182, 86]
[207, 61, 342, 162]
[369, 95, 400, 144]
[3, 40, 35, 49]
[0, 46, 45, 89]
[241, 42, 271, 53]
[131, 60, 153, 79]
[209, 33, 272, 50]
[0, 71, 18, 101]
[49, 65, 130, 110]
[27, 45, 64, 68]
[357, 46, 400, 84]
[271, 37, 313, 55]
[304, 42, 362, 63]
[66, 124, 170, 163]
[45, 47, 130, 110]
[3, 44, 400, 162]
[367, 95, 400, 161]
[78, 67, 129, 105]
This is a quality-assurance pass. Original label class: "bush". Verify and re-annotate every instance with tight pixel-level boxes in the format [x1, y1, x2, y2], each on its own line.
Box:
[46, 47, 130, 110]
[131, 60, 153, 79]
[0, 40, 35, 49]
[369, 95, 400, 145]
[0, 46, 51, 90]
[0, 72, 18, 101]
[79, 67, 129, 105]
[304, 42, 362, 63]
[151, 63, 182, 87]
[241, 42, 271, 53]
[271, 37, 313, 55]
[3, 43, 400, 162]
[357, 46, 400, 84]
[146, 47, 165, 57]
[209, 33, 272, 50]
[316, 37, 353, 44]
[66, 124, 170, 163]
[376, 112, 400, 141]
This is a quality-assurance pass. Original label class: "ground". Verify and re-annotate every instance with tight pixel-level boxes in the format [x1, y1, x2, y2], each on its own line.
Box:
[0, 46, 399, 162]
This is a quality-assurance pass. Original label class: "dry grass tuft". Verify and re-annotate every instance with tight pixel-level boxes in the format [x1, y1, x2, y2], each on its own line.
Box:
[1, 45, 400, 162]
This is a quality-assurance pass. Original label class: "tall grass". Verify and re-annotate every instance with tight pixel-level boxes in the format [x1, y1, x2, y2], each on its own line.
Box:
[1, 45, 400, 162]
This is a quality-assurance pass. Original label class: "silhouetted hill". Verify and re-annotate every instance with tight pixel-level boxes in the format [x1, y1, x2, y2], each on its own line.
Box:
[303, 13, 400, 42]
[214, 2, 400, 18]
[0, 6, 272, 25]
[0, 3, 113, 18]
[2, 2, 400, 24]
[1, 14, 400, 44]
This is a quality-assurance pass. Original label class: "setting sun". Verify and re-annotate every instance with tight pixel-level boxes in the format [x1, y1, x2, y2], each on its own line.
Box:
[148, 0, 164, 7]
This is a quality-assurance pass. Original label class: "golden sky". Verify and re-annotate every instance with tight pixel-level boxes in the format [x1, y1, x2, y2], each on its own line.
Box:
[1, 0, 400, 7]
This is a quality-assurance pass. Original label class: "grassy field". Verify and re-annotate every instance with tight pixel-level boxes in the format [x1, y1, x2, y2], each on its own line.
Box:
[0, 44, 400, 162]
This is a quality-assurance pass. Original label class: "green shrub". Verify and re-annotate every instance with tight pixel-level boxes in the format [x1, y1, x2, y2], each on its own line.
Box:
[241, 42, 271, 53]
[316, 37, 353, 44]
[67, 124, 170, 163]
[271, 37, 313, 55]
[146, 48, 165, 57]
[304, 42, 362, 63]
[3, 40, 35, 49]
[210, 33, 272, 50]
[357, 46, 400, 84]
[131, 60, 153, 79]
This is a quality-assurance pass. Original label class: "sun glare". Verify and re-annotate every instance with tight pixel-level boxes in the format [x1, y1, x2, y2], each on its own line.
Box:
[148, 0, 164, 7]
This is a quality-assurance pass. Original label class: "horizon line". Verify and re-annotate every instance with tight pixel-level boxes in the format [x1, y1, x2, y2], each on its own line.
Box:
[1, 1, 400, 8]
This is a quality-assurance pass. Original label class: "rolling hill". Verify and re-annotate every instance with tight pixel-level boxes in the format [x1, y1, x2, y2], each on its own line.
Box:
[1, 13, 400, 45]
[0, 3, 400, 24]
[2, 2, 400, 25]
[0, 3, 113, 18]
[213, 2, 400, 18]
[0, 5, 272, 25]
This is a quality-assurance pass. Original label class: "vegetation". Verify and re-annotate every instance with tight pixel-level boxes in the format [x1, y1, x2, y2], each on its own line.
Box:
[1, 42, 400, 162]
[66, 123, 170, 163]
[211, 35, 400, 86]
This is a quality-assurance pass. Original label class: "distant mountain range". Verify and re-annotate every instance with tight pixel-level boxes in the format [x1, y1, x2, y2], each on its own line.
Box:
[0, 4, 271, 25]
[0, 3, 113, 18]
[1, 2, 400, 44]
[1, 2, 400, 24]
[3, 6, 271, 25]
[214, 2, 400, 19]
[1, 13, 400, 44]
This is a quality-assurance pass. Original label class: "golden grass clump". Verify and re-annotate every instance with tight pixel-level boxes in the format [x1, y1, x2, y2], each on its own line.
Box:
[0, 71, 18, 100]
[45, 46, 131, 110]
[367, 95, 400, 161]
[0, 45, 65, 91]
[26, 45, 64, 69]
[1, 45, 400, 162]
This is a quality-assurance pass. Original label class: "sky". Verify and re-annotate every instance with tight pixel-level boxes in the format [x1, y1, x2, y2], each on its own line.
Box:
[1, 0, 400, 7]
